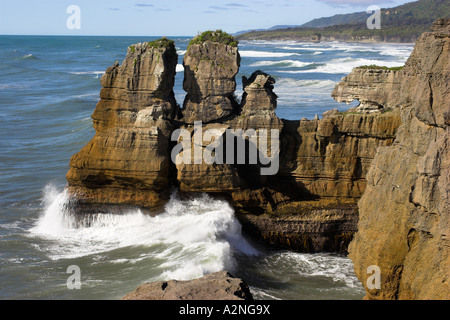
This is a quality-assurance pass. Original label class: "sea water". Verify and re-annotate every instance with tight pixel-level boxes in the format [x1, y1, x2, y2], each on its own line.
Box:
[0, 35, 413, 299]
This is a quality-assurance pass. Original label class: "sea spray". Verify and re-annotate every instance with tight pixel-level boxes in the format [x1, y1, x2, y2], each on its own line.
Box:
[30, 186, 258, 281]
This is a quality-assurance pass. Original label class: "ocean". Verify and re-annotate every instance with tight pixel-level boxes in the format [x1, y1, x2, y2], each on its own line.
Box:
[0, 35, 413, 300]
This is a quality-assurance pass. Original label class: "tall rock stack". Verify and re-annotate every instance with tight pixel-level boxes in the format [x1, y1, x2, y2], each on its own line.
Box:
[235, 70, 283, 130]
[348, 19, 449, 300]
[175, 54, 283, 194]
[66, 39, 178, 208]
[181, 31, 240, 123]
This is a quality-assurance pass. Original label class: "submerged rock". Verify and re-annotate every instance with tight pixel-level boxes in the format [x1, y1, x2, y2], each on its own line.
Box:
[122, 271, 253, 300]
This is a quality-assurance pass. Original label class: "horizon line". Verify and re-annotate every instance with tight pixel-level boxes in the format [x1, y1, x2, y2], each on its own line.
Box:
[0, 34, 195, 38]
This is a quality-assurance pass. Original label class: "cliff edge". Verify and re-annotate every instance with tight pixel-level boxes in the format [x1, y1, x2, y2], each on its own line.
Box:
[348, 18, 449, 300]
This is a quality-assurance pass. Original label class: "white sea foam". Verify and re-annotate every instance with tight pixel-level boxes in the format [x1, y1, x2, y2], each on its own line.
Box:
[239, 50, 300, 58]
[0, 83, 28, 90]
[176, 64, 184, 72]
[72, 93, 99, 100]
[281, 57, 403, 74]
[250, 59, 312, 68]
[20, 53, 37, 60]
[282, 251, 361, 288]
[276, 78, 336, 89]
[30, 185, 258, 281]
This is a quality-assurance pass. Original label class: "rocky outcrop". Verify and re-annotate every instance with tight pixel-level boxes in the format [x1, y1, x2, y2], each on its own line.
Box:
[66, 39, 178, 208]
[332, 67, 403, 112]
[233, 109, 400, 253]
[238, 200, 358, 253]
[175, 70, 284, 195]
[122, 271, 253, 300]
[348, 18, 449, 300]
[66, 31, 406, 253]
[182, 40, 240, 123]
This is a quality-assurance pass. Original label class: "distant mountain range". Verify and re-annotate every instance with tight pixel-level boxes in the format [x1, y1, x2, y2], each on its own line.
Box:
[236, 0, 450, 42]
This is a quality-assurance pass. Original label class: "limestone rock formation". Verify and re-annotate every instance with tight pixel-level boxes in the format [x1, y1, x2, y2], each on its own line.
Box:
[65, 23, 449, 299]
[279, 111, 401, 200]
[332, 67, 403, 112]
[175, 70, 284, 195]
[66, 39, 178, 208]
[66, 32, 404, 253]
[182, 34, 240, 123]
[348, 18, 449, 300]
[239, 70, 281, 128]
[122, 271, 253, 300]
[233, 110, 401, 253]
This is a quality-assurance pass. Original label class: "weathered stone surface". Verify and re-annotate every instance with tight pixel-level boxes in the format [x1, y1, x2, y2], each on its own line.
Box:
[237, 200, 358, 253]
[182, 41, 240, 123]
[175, 70, 284, 195]
[122, 271, 253, 300]
[348, 18, 449, 300]
[332, 67, 403, 112]
[66, 40, 178, 208]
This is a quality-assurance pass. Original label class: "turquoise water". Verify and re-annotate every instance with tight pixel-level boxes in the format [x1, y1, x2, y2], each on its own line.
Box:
[0, 35, 412, 299]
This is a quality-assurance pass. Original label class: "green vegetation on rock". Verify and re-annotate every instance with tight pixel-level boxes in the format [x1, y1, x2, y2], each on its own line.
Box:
[189, 30, 238, 48]
[357, 64, 404, 71]
[147, 37, 176, 50]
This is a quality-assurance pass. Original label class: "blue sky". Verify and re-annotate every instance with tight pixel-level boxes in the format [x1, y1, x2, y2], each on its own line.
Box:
[0, 0, 415, 36]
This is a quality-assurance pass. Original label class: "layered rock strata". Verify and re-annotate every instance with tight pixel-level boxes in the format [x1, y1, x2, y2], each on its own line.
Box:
[67, 33, 402, 253]
[122, 271, 253, 300]
[66, 39, 178, 208]
[332, 67, 403, 111]
[348, 18, 449, 300]
[182, 41, 240, 123]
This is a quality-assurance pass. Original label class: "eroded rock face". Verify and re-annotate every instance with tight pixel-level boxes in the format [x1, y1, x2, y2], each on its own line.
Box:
[175, 70, 284, 195]
[182, 42, 240, 123]
[279, 111, 401, 200]
[332, 68, 403, 112]
[122, 271, 253, 300]
[348, 18, 449, 300]
[66, 40, 178, 208]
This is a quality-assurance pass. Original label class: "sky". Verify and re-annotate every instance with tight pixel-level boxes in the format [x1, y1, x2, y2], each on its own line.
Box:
[0, 0, 416, 36]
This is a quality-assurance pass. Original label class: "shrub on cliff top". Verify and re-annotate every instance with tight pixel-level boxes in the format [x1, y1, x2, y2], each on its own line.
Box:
[188, 30, 238, 48]
[147, 37, 176, 50]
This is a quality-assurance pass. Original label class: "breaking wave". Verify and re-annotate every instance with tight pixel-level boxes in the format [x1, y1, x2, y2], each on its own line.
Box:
[30, 185, 258, 281]
[281, 57, 403, 74]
